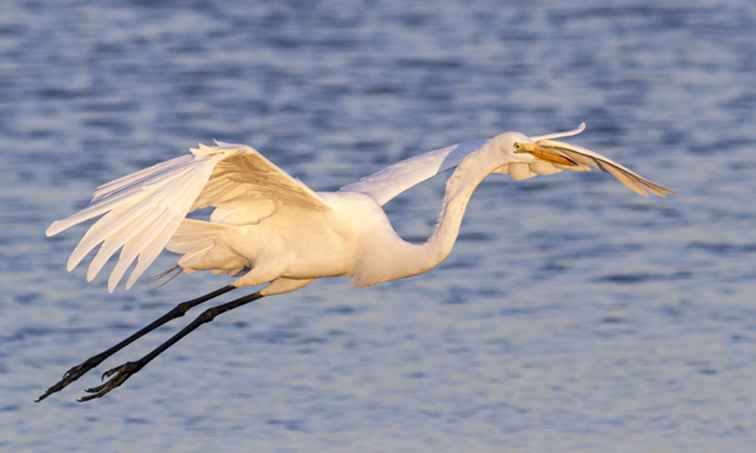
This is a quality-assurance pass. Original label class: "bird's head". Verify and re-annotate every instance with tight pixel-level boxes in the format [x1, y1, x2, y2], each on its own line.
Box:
[482, 132, 537, 174]
[487, 122, 589, 172]
[488, 132, 531, 153]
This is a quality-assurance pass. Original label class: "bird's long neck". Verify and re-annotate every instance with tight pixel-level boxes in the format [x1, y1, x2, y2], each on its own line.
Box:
[353, 152, 497, 287]
[421, 153, 494, 267]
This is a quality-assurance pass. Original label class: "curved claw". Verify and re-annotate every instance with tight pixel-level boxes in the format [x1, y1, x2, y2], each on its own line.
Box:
[35, 355, 106, 402]
[78, 361, 142, 402]
[84, 381, 109, 394]
[100, 362, 127, 382]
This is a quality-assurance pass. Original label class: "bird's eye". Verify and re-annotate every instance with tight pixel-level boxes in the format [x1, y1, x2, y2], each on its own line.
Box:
[513, 143, 520, 149]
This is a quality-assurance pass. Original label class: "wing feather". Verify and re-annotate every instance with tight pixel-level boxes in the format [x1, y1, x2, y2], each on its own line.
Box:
[125, 214, 186, 290]
[85, 169, 198, 285]
[341, 139, 488, 205]
[67, 209, 128, 271]
[48, 163, 196, 237]
[85, 199, 165, 282]
[92, 155, 194, 202]
[63, 164, 197, 270]
[534, 139, 672, 197]
[123, 159, 220, 289]
[107, 205, 171, 292]
[49, 143, 328, 291]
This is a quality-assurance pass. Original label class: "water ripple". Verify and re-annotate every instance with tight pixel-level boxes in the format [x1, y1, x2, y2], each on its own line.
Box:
[2, 0, 754, 451]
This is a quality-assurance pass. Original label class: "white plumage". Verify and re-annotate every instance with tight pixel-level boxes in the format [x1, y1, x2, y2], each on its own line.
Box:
[48, 124, 670, 294]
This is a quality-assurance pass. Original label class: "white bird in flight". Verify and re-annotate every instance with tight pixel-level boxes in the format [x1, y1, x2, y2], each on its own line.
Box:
[37, 122, 670, 402]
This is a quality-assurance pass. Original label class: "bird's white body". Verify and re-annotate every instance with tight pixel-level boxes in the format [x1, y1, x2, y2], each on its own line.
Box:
[209, 190, 432, 288]
[48, 124, 670, 295]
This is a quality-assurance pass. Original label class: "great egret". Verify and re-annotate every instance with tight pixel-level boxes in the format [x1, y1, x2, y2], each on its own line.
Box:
[36, 122, 671, 402]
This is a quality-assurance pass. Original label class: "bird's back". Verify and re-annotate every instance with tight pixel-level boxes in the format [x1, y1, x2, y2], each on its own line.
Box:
[177, 191, 398, 283]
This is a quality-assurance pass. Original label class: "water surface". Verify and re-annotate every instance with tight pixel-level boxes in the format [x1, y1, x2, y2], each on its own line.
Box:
[2, 1, 756, 451]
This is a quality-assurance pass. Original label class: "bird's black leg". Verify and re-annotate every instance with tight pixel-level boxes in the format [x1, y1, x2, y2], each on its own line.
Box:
[35, 285, 237, 402]
[78, 291, 264, 402]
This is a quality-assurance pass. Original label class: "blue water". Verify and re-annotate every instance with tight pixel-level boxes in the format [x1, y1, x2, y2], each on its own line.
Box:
[2, 0, 756, 451]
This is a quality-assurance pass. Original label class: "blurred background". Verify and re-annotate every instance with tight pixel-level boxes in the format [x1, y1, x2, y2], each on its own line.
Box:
[1, 0, 755, 451]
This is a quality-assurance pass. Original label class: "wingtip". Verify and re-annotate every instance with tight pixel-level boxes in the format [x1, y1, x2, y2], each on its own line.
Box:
[214, 139, 232, 147]
[635, 181, 674, 199]
[532, 122, 588, 142]
[641, 179, 674, 198]
[107, 273, 121, 293]
[655, 187, 675, 198]
[46, 221, 63, 237]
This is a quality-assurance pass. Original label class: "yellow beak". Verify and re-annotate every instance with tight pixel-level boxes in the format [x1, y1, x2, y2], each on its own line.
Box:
[513, 142, 578, 167]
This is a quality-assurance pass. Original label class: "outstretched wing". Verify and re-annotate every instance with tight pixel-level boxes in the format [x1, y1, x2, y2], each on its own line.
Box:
[508, 139, 672, 197]
[340, 139, 488, 206]
[47, 142, 328, 292]
[342, 134, 670, 204]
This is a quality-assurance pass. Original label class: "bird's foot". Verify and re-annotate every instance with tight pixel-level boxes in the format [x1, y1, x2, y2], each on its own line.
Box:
[35, 353, 107, 402]
[78, 361, 144, 402]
